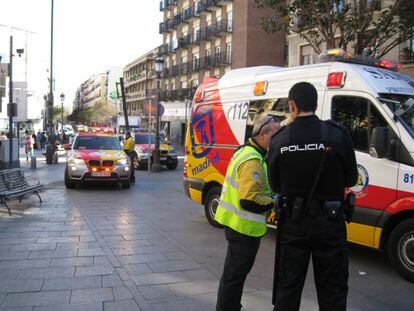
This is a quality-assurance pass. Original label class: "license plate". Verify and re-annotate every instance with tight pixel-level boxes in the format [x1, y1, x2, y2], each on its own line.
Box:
[91, 172, 111, 177]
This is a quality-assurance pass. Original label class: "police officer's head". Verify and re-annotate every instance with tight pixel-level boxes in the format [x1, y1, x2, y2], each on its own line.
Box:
[288, 82, 318, 119]
[252, 114, 280, 149]
[126, 131, 131, 138]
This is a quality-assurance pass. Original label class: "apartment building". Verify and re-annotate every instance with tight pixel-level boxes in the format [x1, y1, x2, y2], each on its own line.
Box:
[79, 73, 108, 108]
[158, 0, 285, 148]
[123, 47, 159, 127]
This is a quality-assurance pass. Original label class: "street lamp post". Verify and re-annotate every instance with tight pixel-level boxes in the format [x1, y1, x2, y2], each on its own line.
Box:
[60, 93, 65, 134]
[48, 0, 54, 134]
[151, 55, 164, 172]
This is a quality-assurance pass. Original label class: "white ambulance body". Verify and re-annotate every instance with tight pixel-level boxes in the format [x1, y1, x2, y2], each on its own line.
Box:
[185, 56, 414, 281]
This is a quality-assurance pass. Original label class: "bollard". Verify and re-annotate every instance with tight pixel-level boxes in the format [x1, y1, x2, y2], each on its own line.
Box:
[30, 156, 37, 169]
[45, 144, 54, 164]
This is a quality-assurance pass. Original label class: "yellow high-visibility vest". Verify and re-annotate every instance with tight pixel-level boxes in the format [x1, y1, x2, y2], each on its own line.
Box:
[215, 145, 271, 237]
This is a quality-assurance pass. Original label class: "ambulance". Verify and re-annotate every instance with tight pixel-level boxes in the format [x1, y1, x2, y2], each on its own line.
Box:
[183, 50, 414, 282]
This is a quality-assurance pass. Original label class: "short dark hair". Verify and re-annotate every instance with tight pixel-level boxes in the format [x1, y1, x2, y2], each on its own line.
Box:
[288, 82, 318, 112]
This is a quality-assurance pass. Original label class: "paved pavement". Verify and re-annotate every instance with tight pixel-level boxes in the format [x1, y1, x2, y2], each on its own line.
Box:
[0, 159, 412, 310]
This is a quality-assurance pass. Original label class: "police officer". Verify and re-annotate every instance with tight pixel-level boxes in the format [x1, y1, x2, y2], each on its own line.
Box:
[215, 114, 280, 311]
[267, 82, 358, 311]
[122, 131, 136, 183]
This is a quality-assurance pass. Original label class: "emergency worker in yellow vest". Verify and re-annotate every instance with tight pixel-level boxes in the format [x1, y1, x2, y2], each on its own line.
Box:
[215, 113, 280, 311]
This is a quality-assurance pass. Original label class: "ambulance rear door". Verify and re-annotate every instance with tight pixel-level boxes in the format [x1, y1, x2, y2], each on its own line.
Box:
[323, 90, 399, 248]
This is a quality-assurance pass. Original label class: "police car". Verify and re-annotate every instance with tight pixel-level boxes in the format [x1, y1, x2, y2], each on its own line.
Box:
[184, 49, 414, 282]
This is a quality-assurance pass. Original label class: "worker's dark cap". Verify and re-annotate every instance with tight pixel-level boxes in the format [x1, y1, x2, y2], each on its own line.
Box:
[288, 82, 317, 112]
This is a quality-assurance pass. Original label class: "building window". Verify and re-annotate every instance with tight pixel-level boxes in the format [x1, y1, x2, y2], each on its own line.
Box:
[215, 46, 221, 64]
[300, 45, 312, 65]
[226, 43, 232, 63]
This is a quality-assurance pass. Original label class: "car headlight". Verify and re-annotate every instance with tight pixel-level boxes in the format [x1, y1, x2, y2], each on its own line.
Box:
[117, 159, 128, 165]
[70, 158, 85, 165]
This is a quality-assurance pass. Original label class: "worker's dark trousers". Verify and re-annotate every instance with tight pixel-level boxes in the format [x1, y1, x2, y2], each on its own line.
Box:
[216, 227, 261, 311]
[273, 215, 348, 311]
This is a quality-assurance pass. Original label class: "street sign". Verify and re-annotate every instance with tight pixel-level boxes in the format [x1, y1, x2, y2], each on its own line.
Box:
[0, 64, 7, 98]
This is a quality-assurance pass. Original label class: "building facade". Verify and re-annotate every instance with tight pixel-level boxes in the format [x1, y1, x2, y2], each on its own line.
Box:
[123, 47, 159, 127]
[79, 73, 108, 109]
[158, 0, 285, 149]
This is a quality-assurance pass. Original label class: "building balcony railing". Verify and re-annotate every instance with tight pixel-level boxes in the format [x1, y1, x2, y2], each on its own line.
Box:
[164, 19, 171, 32]
[173, 13, 182, 29]
[159, 87, 198, 101]
[215, 20, 233, 34]
[202, 52, 232, 68]
[181, 62, 190, 75]
[203, 0, 220, 10]
[400, 46, 414, 64]
[200, 26, 215, 41]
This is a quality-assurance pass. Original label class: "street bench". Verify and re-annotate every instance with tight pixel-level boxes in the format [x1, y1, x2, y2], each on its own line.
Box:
[0, 169, 44, 215]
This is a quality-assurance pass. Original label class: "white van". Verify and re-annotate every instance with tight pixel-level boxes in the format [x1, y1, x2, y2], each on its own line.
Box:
[184, 50, 414, 281]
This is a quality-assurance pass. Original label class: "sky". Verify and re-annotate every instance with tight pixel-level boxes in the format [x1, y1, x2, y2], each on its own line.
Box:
[0, 0, 162, 118]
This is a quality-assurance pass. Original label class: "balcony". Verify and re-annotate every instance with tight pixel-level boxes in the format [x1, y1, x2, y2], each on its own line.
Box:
[201, 26, 215, 41]
[214, 20, 233, 35]
[202, 52, 232, 68]
[163, 0, 171, 10]
[164, 19, 171, 32]
[203, 0, 220, 11]
[180, 34, 192, 48]
[173, 13, 182, 29]
[191, 59, 201, 71]
[170, 65, 180, 76]
[181, 62, 190, 75]
[400, 46, 414, 64]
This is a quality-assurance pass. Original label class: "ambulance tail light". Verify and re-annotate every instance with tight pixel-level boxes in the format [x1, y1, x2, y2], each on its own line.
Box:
[327, 72, 346, 88]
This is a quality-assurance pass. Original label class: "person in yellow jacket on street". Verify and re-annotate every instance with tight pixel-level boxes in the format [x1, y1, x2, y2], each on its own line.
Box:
[122, 131, 136, 183]
[215, 113, 281, 311]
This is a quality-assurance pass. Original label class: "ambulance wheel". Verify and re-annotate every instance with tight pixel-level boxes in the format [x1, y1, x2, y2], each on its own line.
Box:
[122, 180, 131, 189]
[204, 187, 223, 228]
[387, 219, 414, 282]
[64, 168, 76, 189]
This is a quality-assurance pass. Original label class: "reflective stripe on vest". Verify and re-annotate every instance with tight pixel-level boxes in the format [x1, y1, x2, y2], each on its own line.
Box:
[219, 200, 267, 223]
[215, 145, 271, 237]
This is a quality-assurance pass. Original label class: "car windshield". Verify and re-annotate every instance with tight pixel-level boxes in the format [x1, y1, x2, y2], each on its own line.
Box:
[134, 134, 165, 144]
[74, 136, 121, 150]
[379, 94, 414, 139]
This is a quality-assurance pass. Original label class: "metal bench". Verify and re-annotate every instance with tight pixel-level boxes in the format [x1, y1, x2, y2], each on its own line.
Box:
[0, 169, 44, 215]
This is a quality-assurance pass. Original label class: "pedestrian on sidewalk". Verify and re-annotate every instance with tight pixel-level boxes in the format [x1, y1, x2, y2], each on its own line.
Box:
[23, 130, 34, 161]
[215, 113, 280, 311]
[0, 132, 7, 140]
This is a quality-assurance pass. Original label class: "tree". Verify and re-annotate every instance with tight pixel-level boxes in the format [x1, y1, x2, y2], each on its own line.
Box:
[255, 0, 414, 58]
[67, 100, 117, 126]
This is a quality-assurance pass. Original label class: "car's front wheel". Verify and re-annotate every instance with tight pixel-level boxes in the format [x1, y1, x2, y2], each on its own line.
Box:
[387, 218, 414, 282]
[64, 167, 76, 189]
